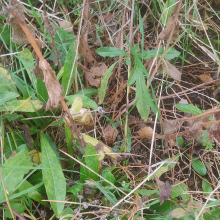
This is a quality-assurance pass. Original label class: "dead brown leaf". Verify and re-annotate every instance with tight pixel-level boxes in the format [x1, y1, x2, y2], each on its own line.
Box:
[58, 20, 72, 32]
[78, 37, 96, 64]
[162, 60, 182, 82]
[136, 126, 153, 141]
[158, 16, 179, 41]
[9, 150, 16, 159]
[22, 125, 33, 149]
[163, 119, 184, 135]
[39, 59, 63, 110]
[214, 0, 220, 4]
[90, 62, 108, 77]
[159, 180, 172, 204]
[84, 69, 100, 87]
[197, 74, 213, 82]
[7, 0, 35, 44]
[102, 124, 118, 145]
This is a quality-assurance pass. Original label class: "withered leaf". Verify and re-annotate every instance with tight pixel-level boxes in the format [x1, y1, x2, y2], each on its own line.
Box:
[158, 16, 179, 41]
[162, 60, 182, 82]
[7, 0, 35, 45]
[22, 125, 33, 149]
[90, 62, 108, 77]
[78, 37, 96, 64]
[163, 119, 184, 135]
[197, 74, 213, 83]
[58, 20, 73, 32]
[84, 69, 100, 87]
[39, 59, 63, 110]
[188, 14, 208, 31]
[159, 180, 172, 204]
[102, 124, 118, 145]
[136, 126, 153, 141]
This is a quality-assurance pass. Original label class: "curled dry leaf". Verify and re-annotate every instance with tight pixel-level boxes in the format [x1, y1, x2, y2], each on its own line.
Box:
[136, 126, 153, 141]
[58, 20, 73, 32]
[90, 62, 108, 77]
[84, 69, 100, 87]
[7, 0, 35, 44]
[102, 124, 118, 145]
[158, 16, 179, 41]
[162, 60, 182, 82]
[159, 180, 172, 204]
[78, 37, 96, 64]
[39, 59, 63, 110]
[163, 119, 184, 135]
[197, 74, 213, 83]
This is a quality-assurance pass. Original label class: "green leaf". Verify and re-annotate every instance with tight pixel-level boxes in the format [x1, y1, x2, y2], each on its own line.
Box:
[161, 0, 176, 25]
[0, 24, 11, 46]
[192, 159, 207, 176]
[202, 179, 213, 197]
[62, 42, 76, 95]
[101, 169, 115, 186]
[127, 62, 142, 86]
[4, 203, 25, 218]
[172, 182, 189, 201]
[98, 61, 118, 104]
[0, 150, 32, 201]
[136, 73, 150, 121]
[96, 47, 128, 57]
[67, 184, 83, 196]
[141, 48, 164, 60]
[204, 209, 220, 220]
[79, 156, 89, 183]
[0, 100, 43, 112]
[165, 48, 180, 60]
[0, 91, 19, 106]
[41, 134, 66, 217]
[18, 180, 49, 207]
[60, 207, 75, 220]
[177, 137, 184, 147]
[75, 88, 98, 97]
[66, 94, 98, 110]
[84, 144, 99, 181]
[176, 103, 203, 115]
[36, 77, 48, 103]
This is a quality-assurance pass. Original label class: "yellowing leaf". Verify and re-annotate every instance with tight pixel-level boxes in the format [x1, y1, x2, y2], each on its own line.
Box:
[29, 150, 42, 165]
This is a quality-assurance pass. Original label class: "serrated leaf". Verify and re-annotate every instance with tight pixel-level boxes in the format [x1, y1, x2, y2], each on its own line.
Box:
[0, 150, 32, 201]
[98, 61, 118, 104]
[84, 144, 99, 181]
[96, 47, 128, 57]
[18, 180, 49, 207]
[141, 48, 164, 60]
[136, 73, 150, 121]
[176, 103, 203, 115]
[0, 100, 43, 112]
[41, 134, 66, 217]
[192, 159, 207, 176]
[0, 91, 19, 106]
[62, 42, 76, 95]
[127, 62, 142, 86]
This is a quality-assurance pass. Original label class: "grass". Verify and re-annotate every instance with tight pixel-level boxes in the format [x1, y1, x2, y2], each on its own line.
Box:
[0, 0, 220, 219]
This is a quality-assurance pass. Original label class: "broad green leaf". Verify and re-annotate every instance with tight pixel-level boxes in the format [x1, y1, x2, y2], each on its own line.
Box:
[172, 182, 189, 200]
[0, 100, 43, 112]
[98, 61, 118, 104]
[36, 77, 48, 103]
[202, 179, 213, 197]
[41, 134, 66, 217]
[170, 208, 188, 219]
[19, 180, 49, 207]
[0, 150, 32, 201]
[84, 144, 99, 181]
[192, 159, 207, 176]
[66, 94, 98, 110]
[150, 199, 177, 214]
[0, 23, 11, 46]
[62, 42, 76, 95]
[127, 62, 142, 86]
[79, 156, 89, 183]
[136, 73, 150, 121]
[136, 189, 159, 197]
[204, 209, 220, 220]
[0, 91, 19, 106]
[165, 48, 180, 60]
[75, 88, 98, 97]
[177, 137, 183, 147]
[141, 48, 163, 60]
[60, 207, 75, 220]
[67, 184, 83, 196]
[101, 169, 115, 186]
[176, 103, 203, 115]
[4, 202, 25, 218]
[96, 47, 128, 57]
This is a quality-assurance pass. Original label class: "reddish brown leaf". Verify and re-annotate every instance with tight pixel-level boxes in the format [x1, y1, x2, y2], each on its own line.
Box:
[22, 125, 33, 149]
[163, 119, 184, 135]
[158, 16, 179, 41]
[102, 124, 118, 145]
[159, 180, 172, 204]
[7, 0, 35, 44]
[39, 59, 63, 110]
[162, 60, 182, 82]
[78, 37, 96, 64]
[197, 74, 213, 83]
[136, 126, 154, 141]
[84, 69, 100, 87]
[90, 62, 108, 77]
